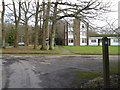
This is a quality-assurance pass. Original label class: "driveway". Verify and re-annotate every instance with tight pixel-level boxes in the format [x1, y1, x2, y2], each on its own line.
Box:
[2, 55, 118, 88]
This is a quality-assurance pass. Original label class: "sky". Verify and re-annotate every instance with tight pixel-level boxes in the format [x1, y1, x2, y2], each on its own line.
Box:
[0, 0, 119, 28]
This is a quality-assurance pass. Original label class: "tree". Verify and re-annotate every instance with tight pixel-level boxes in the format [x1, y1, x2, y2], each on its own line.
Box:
[49, 0, 58, 50]
[34, 0, 39, 49]
[1, 0, 5, 48]
[40, 1, 46, 50]
[55, 21, 66, 45]
[41, 0, 51, 50]
[94, 18, 118, 34]
[21, 1, 32, 46]
[12, 0, 21, 48]
[3, 0, 112, 50]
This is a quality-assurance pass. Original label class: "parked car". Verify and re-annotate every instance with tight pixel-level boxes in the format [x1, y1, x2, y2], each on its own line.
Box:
[18, 42, 25, 46]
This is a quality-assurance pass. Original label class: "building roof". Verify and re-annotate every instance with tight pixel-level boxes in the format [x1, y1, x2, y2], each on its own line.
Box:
[89, 34, 120, 37]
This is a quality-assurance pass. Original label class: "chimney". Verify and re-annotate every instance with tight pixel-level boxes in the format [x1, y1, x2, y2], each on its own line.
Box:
[73, 19, 80, 46]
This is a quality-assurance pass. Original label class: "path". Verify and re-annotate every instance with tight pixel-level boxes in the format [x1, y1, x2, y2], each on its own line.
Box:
[60, 46, 73, 54]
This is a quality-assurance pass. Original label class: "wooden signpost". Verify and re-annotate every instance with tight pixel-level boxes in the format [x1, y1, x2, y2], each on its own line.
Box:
[102, 37, 110, 88]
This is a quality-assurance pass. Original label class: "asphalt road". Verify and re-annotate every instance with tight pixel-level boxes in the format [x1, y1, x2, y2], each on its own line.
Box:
[2, 55, 119, 88]
[0, 55, 2, 90]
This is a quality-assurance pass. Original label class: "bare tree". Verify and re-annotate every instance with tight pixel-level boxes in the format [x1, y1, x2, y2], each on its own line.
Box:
[40, 0, 46, 50]
[34, 0, 39, 49]
[21, 1, 31, 46]
[41, 0, 51, 50]
[49, 0, 58, 50]
[48, 0, 111, 49]
[56, 0, 111, 21]
[95, 18, 118, 34]
[3, 0, 112, 50]
[1, 0, 5, 48]
[12, 0, 21, 48]
[105, 19, 118, 34]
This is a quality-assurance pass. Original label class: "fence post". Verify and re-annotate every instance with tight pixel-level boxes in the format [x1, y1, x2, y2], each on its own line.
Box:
[102, 37, 110, 88]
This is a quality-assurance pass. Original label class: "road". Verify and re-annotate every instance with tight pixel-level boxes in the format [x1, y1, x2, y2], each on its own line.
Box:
[0, 55, 2, 90]
[2, 55, 119, 88]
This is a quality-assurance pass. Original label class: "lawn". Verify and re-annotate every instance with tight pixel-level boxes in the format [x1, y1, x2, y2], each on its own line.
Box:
[1, 45, 119, 55]
[2, 45, 62, 54]
[63, 46, 119, 55]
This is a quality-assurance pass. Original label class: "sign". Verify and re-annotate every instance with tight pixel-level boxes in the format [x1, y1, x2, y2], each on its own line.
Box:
[105, 41, 108, 45]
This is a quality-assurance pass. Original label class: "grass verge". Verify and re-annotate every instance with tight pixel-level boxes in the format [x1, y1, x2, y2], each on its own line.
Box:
[63, 46, 119, 55]
[1, 45, 119, 55]
[2, 45, 61, 54]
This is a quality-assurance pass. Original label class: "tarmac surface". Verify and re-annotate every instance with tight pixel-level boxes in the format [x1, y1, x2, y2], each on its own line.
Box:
[2, 55, 119, 88]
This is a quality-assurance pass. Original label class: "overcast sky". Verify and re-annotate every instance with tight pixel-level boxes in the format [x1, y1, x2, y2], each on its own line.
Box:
[0, 0, 119, 28]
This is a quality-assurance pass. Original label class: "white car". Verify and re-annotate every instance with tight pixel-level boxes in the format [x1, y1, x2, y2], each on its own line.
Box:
[18, 42, 25, 46]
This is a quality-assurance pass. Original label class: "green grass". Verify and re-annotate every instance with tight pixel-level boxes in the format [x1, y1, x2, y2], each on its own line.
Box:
[109, 46, 119, 54]
[63, 46, 119, 55]
[76, 71, 102, 79]
[71, 63, 119, 87]
[71, 70, 102, 87]
[2, 45, 119, 55]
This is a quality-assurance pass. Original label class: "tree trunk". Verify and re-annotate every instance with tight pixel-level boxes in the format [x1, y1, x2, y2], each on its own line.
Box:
[25, 18, 29, 46]
[40, 1, 47, 50]
[34, 0, 39, 49]
[1, 0, 5, 48]
[12, 0, 21, 48]
[21, 1, 31, 46]
[49, 1, 58, 50]
[41, 0, 51, 50]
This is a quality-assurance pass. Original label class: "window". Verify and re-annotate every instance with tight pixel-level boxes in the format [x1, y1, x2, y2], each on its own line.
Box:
[69, 38, 73, 43]
[82, 32, 86, 36]
[68, 31, 73, 35]
[91, 40, 96, 43]
[82, 38, 87, 43]
[82, 24, 85, 28]
[113, 39, 118, 43]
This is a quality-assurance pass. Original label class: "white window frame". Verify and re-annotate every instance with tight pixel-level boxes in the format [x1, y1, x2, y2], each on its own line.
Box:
[91, 39, 96, 43]
[69, 38, 74, 43]
[113, 39, 118, 43]
[82, 38, 87, 43]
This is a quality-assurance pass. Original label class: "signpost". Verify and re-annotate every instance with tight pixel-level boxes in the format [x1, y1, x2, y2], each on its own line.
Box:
[102, 37, 110, 88]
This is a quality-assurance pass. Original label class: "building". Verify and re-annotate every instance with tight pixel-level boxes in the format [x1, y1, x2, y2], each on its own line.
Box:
[65, 19, 120, 46]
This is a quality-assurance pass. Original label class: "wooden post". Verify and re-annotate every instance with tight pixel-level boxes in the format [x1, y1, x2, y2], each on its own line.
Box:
[102, 37, 110, 88]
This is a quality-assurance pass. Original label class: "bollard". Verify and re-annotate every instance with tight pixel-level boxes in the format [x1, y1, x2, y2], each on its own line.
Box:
[102, 37, 110, 88]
